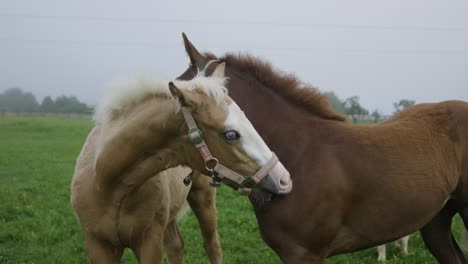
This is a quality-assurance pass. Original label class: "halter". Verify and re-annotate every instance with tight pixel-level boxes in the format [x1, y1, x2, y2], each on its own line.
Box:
[181, 106, 280, 195]
[198, 60, 221, 76]
[200, 59, 221, 76]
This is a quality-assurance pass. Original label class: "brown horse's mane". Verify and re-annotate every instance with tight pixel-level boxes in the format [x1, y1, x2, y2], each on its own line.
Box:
[204, 52, 346, 122]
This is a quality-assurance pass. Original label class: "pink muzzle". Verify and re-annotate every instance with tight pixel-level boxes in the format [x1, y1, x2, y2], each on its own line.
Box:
[267, 159, 293, 194]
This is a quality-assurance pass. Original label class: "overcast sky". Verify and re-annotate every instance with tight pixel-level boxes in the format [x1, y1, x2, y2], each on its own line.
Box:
[1, 0, 467, 114]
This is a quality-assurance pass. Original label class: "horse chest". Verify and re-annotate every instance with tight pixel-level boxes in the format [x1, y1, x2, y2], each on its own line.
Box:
[253, 191, 344, 257]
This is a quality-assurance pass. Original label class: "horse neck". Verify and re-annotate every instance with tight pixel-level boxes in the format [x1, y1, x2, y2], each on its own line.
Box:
[94, 98, 187, 195]
[227, 72, 340, 172]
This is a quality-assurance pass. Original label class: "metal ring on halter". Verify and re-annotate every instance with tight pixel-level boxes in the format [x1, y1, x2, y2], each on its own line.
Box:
[204, 157, 219, 172]
[239, 176, 256, 189]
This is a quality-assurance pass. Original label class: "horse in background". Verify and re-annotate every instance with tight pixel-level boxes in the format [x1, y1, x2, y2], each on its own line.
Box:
[71, 76, 226, 263]
[377, 235, 410, 262]
[178, 34, 468, 264]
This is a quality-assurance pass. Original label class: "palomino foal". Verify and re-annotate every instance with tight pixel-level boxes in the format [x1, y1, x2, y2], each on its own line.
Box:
[72, 63, 292, 263]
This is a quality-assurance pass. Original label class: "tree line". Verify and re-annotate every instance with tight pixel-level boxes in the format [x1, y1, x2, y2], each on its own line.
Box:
[326, 92, 415, 123]
[0, 87, 92, 114]
[0, 87, 415, 121]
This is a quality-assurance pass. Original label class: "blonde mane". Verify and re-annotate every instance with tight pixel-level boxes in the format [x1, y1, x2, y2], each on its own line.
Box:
[94, 73, 228, 125]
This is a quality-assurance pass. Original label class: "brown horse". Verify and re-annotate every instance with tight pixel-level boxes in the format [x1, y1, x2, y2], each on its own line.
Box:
[71, 66, 292, 263]
[177, 34, 468, 263]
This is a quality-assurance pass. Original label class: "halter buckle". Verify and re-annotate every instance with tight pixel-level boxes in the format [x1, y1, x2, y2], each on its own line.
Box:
[188, 128, 203, 144]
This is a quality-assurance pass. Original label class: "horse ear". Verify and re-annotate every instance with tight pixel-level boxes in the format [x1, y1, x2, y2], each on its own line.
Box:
[182, 32, 208, 70]
[169, 82, 188, 106]
[212, 62, 226, 79]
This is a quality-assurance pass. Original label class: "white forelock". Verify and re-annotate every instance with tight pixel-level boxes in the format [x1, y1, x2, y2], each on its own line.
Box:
[93, 73, 228, 125]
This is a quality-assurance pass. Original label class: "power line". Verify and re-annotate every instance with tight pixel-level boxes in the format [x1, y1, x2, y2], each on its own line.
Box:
[1, 36, 468, 56]
[0, 37, 168, 47]
[1, 13, 468, 32]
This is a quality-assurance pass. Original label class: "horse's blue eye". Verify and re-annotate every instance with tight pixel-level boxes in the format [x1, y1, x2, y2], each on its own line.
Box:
[224, 130, 240, 141]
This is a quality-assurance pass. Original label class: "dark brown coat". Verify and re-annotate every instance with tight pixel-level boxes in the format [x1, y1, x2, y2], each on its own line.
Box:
[178, 35, 468, 263]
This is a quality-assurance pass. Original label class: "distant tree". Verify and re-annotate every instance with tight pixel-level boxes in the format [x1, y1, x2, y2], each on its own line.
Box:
[40, 96, 55, 112]
[0, 88, 92, 114]
[51, 95, 91, 113]
[0, 87, 39, 112]
[325, 92, 346, 114]
[344, 96, 369, 123]
[371, 109, 382, 123]
[393, 99, 415, 114]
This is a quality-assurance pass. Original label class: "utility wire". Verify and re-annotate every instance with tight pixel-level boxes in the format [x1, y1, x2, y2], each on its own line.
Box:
[1, 13, 468, 32]
[1, 36, 468, 56]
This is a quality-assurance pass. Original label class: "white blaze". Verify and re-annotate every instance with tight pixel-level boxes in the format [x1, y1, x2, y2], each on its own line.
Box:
[224, 102, 272, 166]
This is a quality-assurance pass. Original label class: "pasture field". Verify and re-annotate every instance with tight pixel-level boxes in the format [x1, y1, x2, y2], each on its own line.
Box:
[0, 115, 465, 263]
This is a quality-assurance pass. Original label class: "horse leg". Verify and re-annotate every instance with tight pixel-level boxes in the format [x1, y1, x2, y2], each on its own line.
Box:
[376, 244, 386, 262]
[187, 172, 223, 264]
[393, 235, 409, 254]
[163, 221, 185, 264]
[84, 233, 123, 264]
[399, 235, 410, 255]
[420, 201, 466, 264]
[133, 223, 165, 264]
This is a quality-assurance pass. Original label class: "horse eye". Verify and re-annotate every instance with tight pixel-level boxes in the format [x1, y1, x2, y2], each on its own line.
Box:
[224, 130, 240, 141]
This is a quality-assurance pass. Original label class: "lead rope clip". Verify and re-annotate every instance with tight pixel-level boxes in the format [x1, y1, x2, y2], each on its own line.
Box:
[209, 172, 221, 188]
[183, 171, 194, 186]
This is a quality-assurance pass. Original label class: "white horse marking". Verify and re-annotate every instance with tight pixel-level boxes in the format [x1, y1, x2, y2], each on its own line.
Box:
[224, 102, 272, 166]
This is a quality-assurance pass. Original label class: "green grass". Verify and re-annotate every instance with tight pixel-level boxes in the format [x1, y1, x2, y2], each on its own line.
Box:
[0, 116, 464, 263]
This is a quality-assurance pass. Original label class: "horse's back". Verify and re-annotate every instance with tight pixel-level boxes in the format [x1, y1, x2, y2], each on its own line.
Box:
[326, 101, 468, 251]
[377, 100, 468, 203]
[378, 100, 467, 181]
[444, 100, 468, 138]
[379, 100, 467, 143]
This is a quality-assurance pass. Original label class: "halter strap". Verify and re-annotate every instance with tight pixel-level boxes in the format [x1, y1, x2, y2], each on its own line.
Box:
[181, 107, 215, 163]
[180, 106, 279, 195]
[200, 60, 221, 76]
